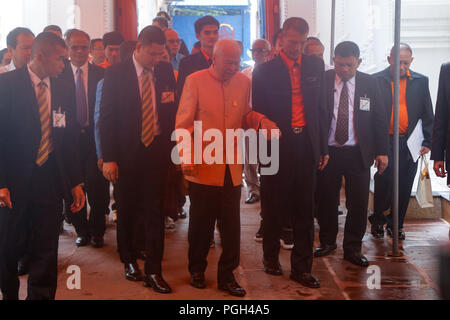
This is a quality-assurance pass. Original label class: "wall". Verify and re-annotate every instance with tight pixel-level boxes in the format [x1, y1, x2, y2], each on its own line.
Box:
[0, 0, 115, 46]
[280, 0, 450, 105]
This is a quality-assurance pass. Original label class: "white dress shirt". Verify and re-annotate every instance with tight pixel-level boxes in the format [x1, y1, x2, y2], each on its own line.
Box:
[132, 53, 160, 135]
[0, 60, 16, 74]
[328, 74, 357, 147]
[28, 64, 51, 113]
[242, 66, 254, 106]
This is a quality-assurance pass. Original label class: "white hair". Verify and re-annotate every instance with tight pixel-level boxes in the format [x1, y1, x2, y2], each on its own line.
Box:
[213, 39, 241, 57]
[252, 38, 271, 51]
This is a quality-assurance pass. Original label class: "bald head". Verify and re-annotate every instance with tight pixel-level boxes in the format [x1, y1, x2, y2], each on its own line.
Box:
[212, 39, 241, 81]
[213, 39, 241, 58]
[165, 29, 181, 57]
[388, 43, 414, 78]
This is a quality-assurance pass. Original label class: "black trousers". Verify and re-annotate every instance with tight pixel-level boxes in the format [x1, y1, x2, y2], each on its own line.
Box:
[371, 136, 418, 229]
[115, 137, 165, 275]
[261, 129, 316, 275]
[317, 146, 370, 254]
[0, 155, 62, 300]
[66, 131, 110, 238]
[188, 166, 241, 284]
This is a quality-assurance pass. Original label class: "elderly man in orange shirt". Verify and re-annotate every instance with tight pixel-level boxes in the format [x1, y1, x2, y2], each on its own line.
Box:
[175, 39, 278, 297]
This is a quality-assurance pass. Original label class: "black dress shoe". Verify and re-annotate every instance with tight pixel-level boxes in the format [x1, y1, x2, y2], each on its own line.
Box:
[218, 280, 246, 297]
[143, 274, 172, 294]
[290, 273, 320, 288]
[314, 244, 337, 257]
[75, 235, 90, 247]
[90, 236, 104, 248]
[343, 252, 370, 267]
[263, 259, 282, 275]
[371, 224, 384, 239]
[245, 193, 260, 204]
[17, 259, 29, 276]
[190, 272, 206, 289]
[124, 262, 142, 281]
[386, 226, 406, 240]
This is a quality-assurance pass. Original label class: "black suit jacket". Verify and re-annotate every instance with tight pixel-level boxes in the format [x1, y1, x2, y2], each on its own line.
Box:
[59, 62, 105, 139]
[99, 58, 177, 170]
[431, 62, 450, 183]
[177, 51, 210, 99]
[324, 70, 389, 168]
[252, 54, 328, 164]
[373, 67, 434, 148]
[0, 66, 82, 204]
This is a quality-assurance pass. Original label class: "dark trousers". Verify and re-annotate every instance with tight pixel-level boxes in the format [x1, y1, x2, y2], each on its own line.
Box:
[371, 136, 418, 229]
[115, 137, 165, 275]
[317, 146, 370, 254]
[188, 167, 241, 284]
[261, 129, 316, 275]
[0, 155, 62, 300]
[66, 131, 110, 238]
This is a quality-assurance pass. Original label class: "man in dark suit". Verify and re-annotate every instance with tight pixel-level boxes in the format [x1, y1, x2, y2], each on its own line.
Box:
[370, 43, 434, 240]
[252, 17, 329, 288]
[0, 32, 85, 300]
[59, 29, 109, 248]
[314, 41, 389, 267]
[99, 26, 177, 294]
[432, 62, 450, 184]
[177, 15, 219, 98]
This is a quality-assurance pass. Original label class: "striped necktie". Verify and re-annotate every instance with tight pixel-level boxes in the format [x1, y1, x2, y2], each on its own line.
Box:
[141, 68, 155, 147]
[36, 81, 53, 166]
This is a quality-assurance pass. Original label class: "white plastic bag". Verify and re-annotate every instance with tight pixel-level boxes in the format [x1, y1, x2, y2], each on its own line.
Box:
[416, 155, 434, 208]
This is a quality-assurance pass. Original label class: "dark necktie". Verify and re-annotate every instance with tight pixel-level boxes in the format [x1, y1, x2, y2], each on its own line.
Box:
[335, 80, 349, 145]
[76, 68, 88, 127]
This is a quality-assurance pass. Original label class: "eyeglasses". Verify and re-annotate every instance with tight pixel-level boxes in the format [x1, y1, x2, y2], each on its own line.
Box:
[251, 48, 269, 53]
[167, 39, 181, 44]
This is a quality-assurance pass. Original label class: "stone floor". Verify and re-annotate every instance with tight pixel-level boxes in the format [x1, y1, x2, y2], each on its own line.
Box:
[6, 188, 450, 300]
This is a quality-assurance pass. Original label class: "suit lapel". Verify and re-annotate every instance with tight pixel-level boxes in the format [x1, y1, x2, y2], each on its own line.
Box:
[354, 72, 362, 137]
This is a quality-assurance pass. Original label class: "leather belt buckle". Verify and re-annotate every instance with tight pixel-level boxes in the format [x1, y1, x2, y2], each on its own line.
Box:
[293, 127, 304, 134]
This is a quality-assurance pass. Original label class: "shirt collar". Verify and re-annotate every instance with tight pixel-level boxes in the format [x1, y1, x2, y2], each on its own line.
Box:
[70, 61, 89, 76]
[8, 60, 16, 71]
[27, 64, 50, 88]
[200, 48, 211, 62]
[280, 50, 302, 69]
[335, 73, 355, 86]
[133, 52, 153, 78]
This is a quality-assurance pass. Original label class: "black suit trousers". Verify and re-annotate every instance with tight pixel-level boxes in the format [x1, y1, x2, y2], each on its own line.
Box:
[261, 129, 316, 275]
[371, 136, 418, 229]
[66, 131, 110, 238]
[317, 146, 370, 254]
[0, 155, 62, 300]
[188, 167, 241, 284]
[115, 136, 165, 275]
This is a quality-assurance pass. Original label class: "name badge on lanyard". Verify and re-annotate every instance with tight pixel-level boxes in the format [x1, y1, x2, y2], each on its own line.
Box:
[360, 96, 370, 112]
[53, 107, 66, 128]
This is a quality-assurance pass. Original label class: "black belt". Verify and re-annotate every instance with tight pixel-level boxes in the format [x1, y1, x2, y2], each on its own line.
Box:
[329, 145, 358, 150]
[390, 134, 407, 139]
[292, 126, 305, 134]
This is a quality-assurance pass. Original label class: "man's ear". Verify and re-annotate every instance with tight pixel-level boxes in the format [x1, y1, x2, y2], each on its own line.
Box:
[195, 33, 201, 41]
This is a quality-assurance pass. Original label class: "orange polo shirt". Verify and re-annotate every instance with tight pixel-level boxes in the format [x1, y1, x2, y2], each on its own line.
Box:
[280, 50, 306, 127]
[98, 59, 112, 69]
[389, 70, 410, 134]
